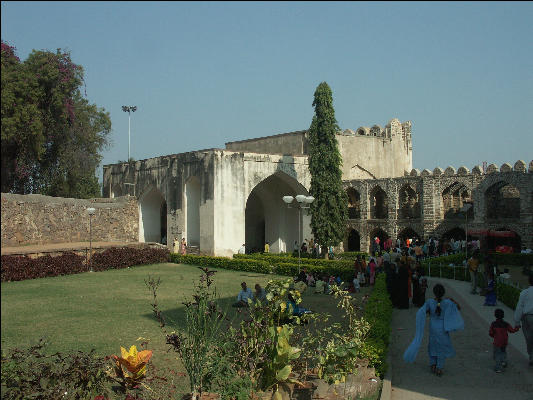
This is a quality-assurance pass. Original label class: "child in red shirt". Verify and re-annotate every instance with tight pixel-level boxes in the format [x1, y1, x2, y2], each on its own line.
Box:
[489, 308, 519, 372]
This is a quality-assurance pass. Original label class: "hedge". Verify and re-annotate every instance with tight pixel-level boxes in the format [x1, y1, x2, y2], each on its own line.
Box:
[420, 255, 523, 310]
[170, 254, 357, 281]
[361, 273, 392, 377]
[1, 247, 170, 282]
[170, 253, 272, 274]
[234, 253, 355, 270]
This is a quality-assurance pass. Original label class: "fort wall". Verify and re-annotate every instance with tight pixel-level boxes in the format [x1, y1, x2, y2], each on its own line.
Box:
[1, 193, 138, 247]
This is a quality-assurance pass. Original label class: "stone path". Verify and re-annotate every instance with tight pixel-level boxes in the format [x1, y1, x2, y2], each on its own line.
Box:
[387, 277, 533, 400]
[0, 241, 153, 256]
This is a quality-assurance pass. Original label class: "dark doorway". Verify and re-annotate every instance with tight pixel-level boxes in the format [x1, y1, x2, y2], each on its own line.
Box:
[347, 229, 360, 251]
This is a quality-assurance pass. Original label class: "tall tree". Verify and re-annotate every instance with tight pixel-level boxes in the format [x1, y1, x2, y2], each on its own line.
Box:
[307, 82, 348, 256]
[1, 41, 111, 198]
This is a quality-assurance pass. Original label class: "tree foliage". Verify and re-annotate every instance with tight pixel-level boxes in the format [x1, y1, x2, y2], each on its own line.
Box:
[307, 82, 348, 250]
[1, 41, 111, 198]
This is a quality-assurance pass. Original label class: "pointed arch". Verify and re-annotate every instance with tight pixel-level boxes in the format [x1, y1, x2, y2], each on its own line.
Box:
[370, 186, 388, 219]
[442, 182, 472, 219]
[245, 171, 309, 254]
[185, 176, 201, 246]
[485, 181, 520, 219]
[138, 186, 167, 243]
[398, 184, 420, 219]
[346, 187, 361, 219]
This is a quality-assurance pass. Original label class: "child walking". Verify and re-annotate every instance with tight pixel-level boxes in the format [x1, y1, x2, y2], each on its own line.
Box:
[489, 308, 520, 372]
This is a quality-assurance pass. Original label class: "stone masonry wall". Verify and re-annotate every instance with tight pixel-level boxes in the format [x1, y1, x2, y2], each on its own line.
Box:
[1, 193, 139, 247]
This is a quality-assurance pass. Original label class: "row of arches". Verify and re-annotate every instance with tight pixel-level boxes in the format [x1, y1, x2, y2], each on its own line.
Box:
[345, 227, 522, 253]
[138, 178, 201, 246]
[346, 180, 521, 220]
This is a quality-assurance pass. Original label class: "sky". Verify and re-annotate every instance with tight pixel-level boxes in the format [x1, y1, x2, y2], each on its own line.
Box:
[2, 1, 532, 181]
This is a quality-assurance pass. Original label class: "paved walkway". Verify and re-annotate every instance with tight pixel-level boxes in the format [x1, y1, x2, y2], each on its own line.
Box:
[0, 241, 154, 256]
[387, 277, 533, 400]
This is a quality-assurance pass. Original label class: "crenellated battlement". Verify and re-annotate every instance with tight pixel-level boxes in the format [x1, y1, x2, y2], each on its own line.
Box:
[405, 160, 532, 177]
[339, 118, 412, 142]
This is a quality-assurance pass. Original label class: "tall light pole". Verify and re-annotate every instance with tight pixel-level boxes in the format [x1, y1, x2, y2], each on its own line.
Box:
[461, 203, 473, 262]
[122, 105, 137, 162]
[282, 194, 315, 274]
[87, 207, 96, 272]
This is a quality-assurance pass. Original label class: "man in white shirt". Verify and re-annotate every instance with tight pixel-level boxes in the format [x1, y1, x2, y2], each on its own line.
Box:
[232, 282, 253, 307]
[514, 274, 533, 366]
[238, 244, 246, 254]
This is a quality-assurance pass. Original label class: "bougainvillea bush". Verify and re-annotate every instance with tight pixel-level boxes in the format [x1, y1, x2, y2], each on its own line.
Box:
[1, 247, 170, 282]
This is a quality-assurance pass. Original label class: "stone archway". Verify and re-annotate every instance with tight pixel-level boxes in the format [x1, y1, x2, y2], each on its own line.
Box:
[397, 227, 420, 246]
[370, 186, 388, 219]
[369, 228, 389, 253]
[185, 177, 201, 247]
[485, 182, 520, 219]
[347, 229, 361, 251]
[245, 172, 309, 254]
[139, 187, 167, 243]
[398, 184, 420, 219]
[347, 188, 361, 219]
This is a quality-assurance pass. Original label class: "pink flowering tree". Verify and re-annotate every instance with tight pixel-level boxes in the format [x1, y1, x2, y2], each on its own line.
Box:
[1, 41, 111, 197]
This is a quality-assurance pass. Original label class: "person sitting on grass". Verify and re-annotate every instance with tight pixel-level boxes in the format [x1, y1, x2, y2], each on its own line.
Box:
[254, 283, 267, 303]
[288, 293, 312, 317]
[315, 277, 325, 294]
[232, 282, 253, 307]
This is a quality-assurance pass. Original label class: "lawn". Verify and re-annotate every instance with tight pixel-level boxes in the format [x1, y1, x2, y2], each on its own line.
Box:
[1, 263, 371, 356]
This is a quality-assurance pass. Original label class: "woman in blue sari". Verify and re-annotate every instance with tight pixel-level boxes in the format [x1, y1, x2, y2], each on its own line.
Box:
[403, 284, 464, 376]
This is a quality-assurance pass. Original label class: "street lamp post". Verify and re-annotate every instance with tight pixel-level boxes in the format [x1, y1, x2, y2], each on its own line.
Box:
[282, 195, 315, 274]
[122, 105, 137, 162]
[460, 203, 473, 262]
[87, 207, 96, 272]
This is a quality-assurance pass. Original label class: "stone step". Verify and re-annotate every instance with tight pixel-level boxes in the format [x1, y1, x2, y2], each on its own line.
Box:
[186, 246, 200, 255]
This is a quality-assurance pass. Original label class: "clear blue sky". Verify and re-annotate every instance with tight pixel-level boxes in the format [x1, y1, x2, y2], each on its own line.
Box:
[2, 1, 532, 180]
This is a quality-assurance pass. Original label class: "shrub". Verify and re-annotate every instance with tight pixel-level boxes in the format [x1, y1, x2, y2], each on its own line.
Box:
[1, 253, 85, 282]
[496, 282, 521, 310]
[1, 247, 170, 282]
[91, 247, 170, 271]
[170, 253, 271, 273]
[234, 253, 354, 270]
[0, 340, 111, 400]
[362, 273, 392, 377]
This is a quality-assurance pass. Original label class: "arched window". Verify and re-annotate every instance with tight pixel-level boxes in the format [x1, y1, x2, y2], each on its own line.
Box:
[346, 188, 361, 219]
[398, 184, 420, 219]
[370, 186, 388, 219]
[442, 182, 472, 219]
[485, 182, 520, 219]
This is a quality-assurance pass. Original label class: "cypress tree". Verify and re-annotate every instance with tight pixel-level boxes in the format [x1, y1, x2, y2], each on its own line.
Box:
[307, 82, 348, 256]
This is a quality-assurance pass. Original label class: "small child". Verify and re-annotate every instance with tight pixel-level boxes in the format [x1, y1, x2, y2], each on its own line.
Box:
[489, 308, 519, 372]
[352, 274, 360, 293]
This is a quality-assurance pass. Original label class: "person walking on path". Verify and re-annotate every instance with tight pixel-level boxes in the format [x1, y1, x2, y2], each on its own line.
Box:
[403, 283, 464, 376]
[489, 308, 520, 373]
[468, 251, 480, 294]
[514, 274, 533, 366]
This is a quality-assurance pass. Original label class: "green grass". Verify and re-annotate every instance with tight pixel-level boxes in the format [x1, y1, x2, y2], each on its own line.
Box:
[1, 263, 371, 356]
[1, 262, 375, 399]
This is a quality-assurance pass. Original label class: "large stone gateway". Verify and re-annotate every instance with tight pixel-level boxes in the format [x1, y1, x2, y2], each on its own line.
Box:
[102, 119, 533, 255]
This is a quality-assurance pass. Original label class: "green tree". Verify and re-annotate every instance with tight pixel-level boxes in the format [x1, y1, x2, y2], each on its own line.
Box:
[1, 41, 111, 198]
[307, 82, 348, 257]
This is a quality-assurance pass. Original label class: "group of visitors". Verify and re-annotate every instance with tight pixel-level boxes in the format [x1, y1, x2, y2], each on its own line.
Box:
[371, 236, 484, 260]
[403, 273, 533, 376]
[376, 248, 428, 309]
[232, 282, 267, 307]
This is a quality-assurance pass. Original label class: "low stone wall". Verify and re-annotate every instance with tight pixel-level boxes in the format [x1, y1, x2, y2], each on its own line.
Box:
[1, 193, 139, 247]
